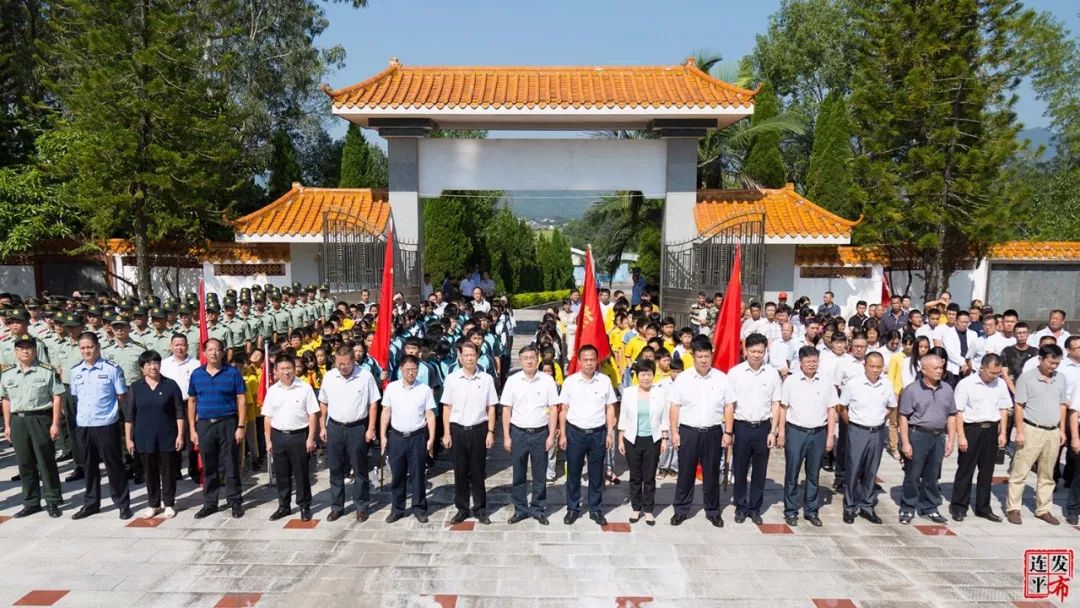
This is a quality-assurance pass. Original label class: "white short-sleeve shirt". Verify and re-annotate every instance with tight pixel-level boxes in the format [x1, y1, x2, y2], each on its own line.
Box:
[781, 373, 838, 429]
[669, 366, 735, 428]
[161, 355, 200, 398]
[727, 361, 782, 422]
[442, 368, 499, 426]
[262, 380, 320, 431]
[981, 333, 1015, 355]
[954, 373, 1012, 423]
[382, 379, 436, 433]
[318, 366, 381, 424]
[840, 373, 897, 427]
[500, 370, 560, 429]
[559, 371, 617, 429]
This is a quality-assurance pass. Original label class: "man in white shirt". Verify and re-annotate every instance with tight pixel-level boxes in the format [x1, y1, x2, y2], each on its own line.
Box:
[458, 275, 475, 300]
[915, 309, 944, 345]
[501, 344, 560, 525]
[740, 302, 767, 340]
[318, 345, 381, 523]
[470, 287, 491, 314]
[420, 273, 434, 300]
[727, 333, 782, 525]
[1031, 309, 1071, 345]
[442, 341, 499, 525]
[768, 323, 799, 378]
[668, 337, 736, 528]
[160, 334, 202, 481]
[380, 354, 437, 523]
[261, 354, 320, 522]
[839, 352, 896, 524]
[949, 353, 1011, 523]
[941, 310, 980, 376]
[779, 346, 838, 527]
[478, 272, 496, 298]
[558, 344, 618, 526]
[760, 302, 782, 345]
[981, 316, 1014, 355]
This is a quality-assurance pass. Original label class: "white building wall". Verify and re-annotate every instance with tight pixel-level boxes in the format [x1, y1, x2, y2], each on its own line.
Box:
[762, 244, 796, 303]
[202, 262, 293, 295]
[792, 264, 979, 317]
[289, 243, 321, 288]
[889, 268, 976, 308]
[0, 265, 36, 297]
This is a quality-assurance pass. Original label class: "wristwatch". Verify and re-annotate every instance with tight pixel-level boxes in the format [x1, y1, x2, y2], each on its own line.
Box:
[723, 430, 734, 437]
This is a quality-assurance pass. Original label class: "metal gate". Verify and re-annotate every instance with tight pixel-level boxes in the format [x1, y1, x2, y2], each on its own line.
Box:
[321, 208, 419, 299]
[662, 210, 766, 327]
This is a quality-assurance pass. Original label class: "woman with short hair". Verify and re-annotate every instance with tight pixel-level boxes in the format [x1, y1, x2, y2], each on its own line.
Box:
[617, 359, 669, 526]
[124, 350, 185, 518]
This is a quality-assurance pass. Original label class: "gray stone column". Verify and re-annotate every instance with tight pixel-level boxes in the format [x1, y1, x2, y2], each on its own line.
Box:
[661, 136, 701, 315]
[386, 136, 422, 300]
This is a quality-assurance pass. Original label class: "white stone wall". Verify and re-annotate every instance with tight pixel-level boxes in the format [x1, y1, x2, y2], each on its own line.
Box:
[0, 265, 36, 297]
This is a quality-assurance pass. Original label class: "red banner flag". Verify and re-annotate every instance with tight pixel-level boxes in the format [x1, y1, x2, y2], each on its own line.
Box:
[369, 224, 394, 378]
[568, 246, 611, 375]
[711, 245, 743, 373]
[257, 342, 270, 406]
[197, 279, 209, 365]
[881, 271, 892, 308]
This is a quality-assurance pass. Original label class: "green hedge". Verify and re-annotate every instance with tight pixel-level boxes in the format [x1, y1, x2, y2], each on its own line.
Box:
[508, 289, 571, 308]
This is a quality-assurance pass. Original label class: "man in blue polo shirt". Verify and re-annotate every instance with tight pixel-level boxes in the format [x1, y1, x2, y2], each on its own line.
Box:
[69, 332, 132, 520]
[187, 338, 247, 519]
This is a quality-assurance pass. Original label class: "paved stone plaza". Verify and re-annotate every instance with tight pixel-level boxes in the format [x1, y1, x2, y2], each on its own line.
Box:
[0, 427, 1075, 608]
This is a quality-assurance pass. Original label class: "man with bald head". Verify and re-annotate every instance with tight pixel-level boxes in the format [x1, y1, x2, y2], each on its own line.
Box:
[897, 353, 958, 525]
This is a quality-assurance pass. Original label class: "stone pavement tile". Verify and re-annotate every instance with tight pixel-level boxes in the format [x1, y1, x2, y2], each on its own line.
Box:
[131, 592, 233, 608]
[51, 590, 146, 607]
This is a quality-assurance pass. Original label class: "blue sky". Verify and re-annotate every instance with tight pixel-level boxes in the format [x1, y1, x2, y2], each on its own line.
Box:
[317, 0, 1080, 140]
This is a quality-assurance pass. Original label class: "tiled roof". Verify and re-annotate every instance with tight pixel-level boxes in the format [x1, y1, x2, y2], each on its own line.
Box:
[233, 184, 390, 239]
[989, 241, 1080, 261]
[695, 184, 860, 242]
[794, 245, 889, 266]
[324, 58, 757, 110]
[103, 239, 290, 263]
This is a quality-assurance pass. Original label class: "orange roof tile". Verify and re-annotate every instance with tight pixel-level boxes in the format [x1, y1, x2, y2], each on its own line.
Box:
[324, 58, 756, 111]
[102, 239, 290, 263]
[989, 241, 1080, 261]
[695, 184, 860, 242]
[233, 185, 390, 239]
[794, 245, 889, 266]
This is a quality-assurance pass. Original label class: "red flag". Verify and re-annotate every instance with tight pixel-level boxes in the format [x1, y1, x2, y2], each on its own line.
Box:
[711, 245, 743, 373]
[369, 224, 394, 377]
[881, 271, 892, 308]
[197, 279, 208, 365]
[567, 246, 611, 375]
[257, 342, 270, 406]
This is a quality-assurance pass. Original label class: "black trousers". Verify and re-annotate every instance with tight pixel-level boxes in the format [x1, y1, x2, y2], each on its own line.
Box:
[196, 417, 242, 507]
[271, 428, 312, 509]
[62, 391, 84, 467]
[388, 428, 427, 515]
[833, 418, 849, 485]
[77, 422, 130, 510]
[624, 436, 661, 513]
[732, 421, 770, 516]
[510, 425, 549, 516]
[450, 423, 488, 513]
[326, 419, 370, 513]
[674, 425, 724, 517]
[950, 422, 999, 515]
[141, 451, 179, 508]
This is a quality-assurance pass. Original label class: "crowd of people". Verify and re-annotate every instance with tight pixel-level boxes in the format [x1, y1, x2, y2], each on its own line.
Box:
[0, 281, 1077, 530]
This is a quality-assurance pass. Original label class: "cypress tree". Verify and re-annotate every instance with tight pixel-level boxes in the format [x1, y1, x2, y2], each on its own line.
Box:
[742, 83, 787, 188]
[806, 91, 859, 218]
[338, 124, 376, 188]
[267, 128, 302, 198]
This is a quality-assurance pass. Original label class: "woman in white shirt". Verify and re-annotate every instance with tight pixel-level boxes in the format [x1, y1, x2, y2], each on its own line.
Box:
[901, 336, 932, 390]
[617, 359, 669, 526]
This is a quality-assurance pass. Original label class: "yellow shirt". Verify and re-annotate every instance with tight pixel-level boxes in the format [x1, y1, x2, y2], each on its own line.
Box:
[608, 327, 627, 358]
[340, 318, 354, 331]
[242, 367, 261, 421]
[603, 306, 615, 333]
[887, 351, 907, 396]
[662, 337, 676, 354]
[623, 335, 647, 371]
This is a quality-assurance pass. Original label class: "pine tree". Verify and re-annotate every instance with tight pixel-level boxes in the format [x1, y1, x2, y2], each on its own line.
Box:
[742, 83, 787, 188]
[849, 0, 1027, 301]
[805, 91, 859, 218]
[338, 124, 386, 188]
[267, 128, 302, 198]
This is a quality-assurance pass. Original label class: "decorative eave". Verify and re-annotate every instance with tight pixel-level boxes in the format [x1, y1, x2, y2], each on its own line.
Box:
[232, 183, 390, 244]
[695, 184, 862, 245]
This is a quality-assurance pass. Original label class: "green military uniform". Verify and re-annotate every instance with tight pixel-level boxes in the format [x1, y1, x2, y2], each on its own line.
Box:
[0, 337, 64, 513]
[173, 319, 200, 351]
[129, 306, 153, 345]
[288, 301, 307, 331]
[244, 308, 268, 344]
[0, 311, 51, 366]
[53, 325, 84, 468]
[102, 337, 146, 385]
[268, 302, 291, 338]
[219, 310, 250, 352]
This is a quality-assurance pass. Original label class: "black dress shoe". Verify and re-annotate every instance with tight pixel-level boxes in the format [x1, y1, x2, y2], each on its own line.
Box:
[860, 510, 883, 525]
[670, 513, 687, 526]
[898, 512, 913, 524]
[71, 506, 99, 520]
[64, 468, 84, 482]
[450, 510, 469, 525]
[805, 515, 823, 527]
[326, 511, 342, 522]
[119, 507, 133, 520]
[13, 505, 43, 518]
[785, 516, 798, 527]
[231, 503, 244, 519]
[10, 474, 21, 481]
[131, 474, 144, 485]
[734, 512, 747, 524]
[563, 511, 580, 525]
[476, 513, 491, 525]
[385, 511, 405, 524]
[706, 514, 724, 528]
[356, 511, 369, 523]
[269, 506, 291, 521]
[589, 512, 607, 526]
[921, 511, 947, 524]
[508, 512, 529, 524]
[415, 513, 428, 524]
[193, 505, 217, 519]
[750, 514, 763, 525]
[977, 511, 1004, 523]
[843, 511, 856, 524]
[300, 508, 312, 522]
[950, 509, 966, 522]
[535, 514, 550, 526]
[46, 504, 61, 518]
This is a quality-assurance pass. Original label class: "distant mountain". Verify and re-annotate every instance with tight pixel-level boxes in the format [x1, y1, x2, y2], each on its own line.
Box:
[1018, 127, 1056, 159]
[503, 191, 607, 224]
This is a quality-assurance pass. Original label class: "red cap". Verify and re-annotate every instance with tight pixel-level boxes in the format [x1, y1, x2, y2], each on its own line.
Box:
[778, 292, 789, 300]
